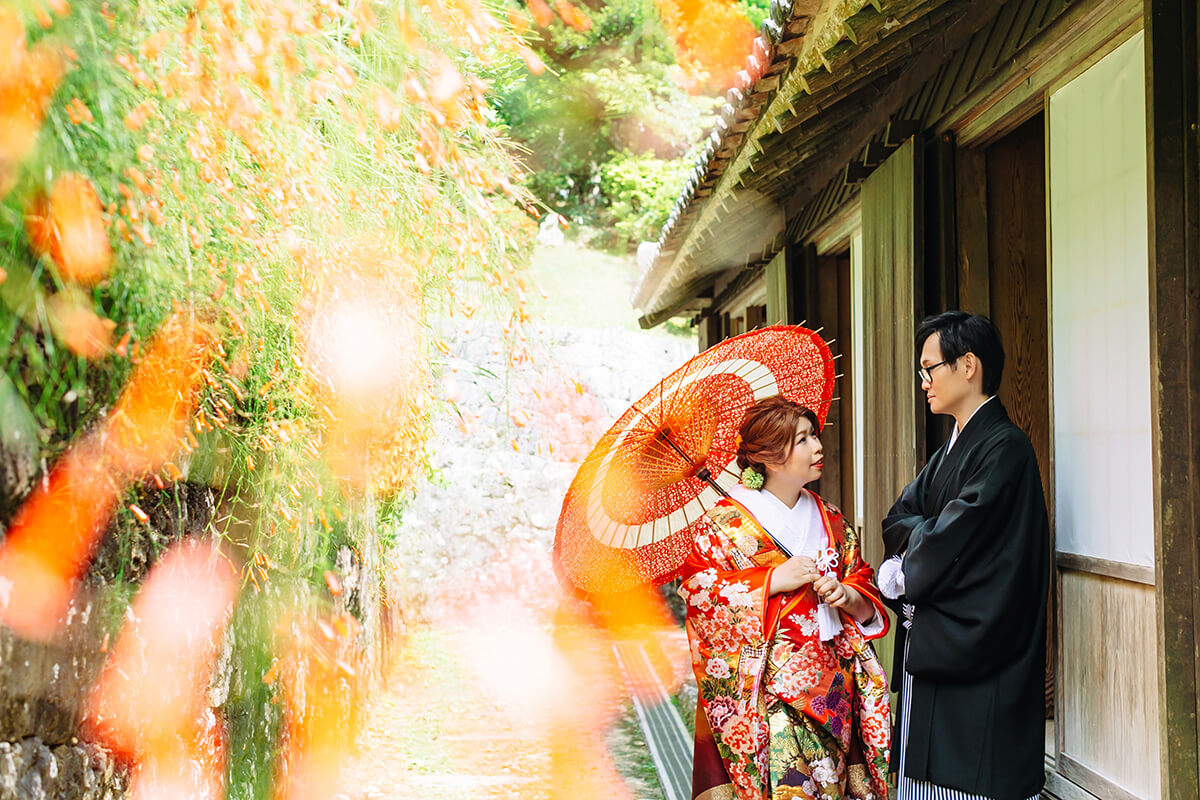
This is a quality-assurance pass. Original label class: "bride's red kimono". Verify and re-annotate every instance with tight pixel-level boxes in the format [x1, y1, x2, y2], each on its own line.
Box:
[680, 492, 892, 800]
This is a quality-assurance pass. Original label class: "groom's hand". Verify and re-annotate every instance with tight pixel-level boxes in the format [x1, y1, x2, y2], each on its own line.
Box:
[769, 555, 820, 595]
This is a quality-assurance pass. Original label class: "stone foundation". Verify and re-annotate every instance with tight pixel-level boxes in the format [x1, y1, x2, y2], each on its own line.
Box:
[0, 738, 125, 800]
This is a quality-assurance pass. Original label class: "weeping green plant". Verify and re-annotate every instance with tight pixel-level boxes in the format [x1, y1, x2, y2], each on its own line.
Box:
[0, 0, 546, 795]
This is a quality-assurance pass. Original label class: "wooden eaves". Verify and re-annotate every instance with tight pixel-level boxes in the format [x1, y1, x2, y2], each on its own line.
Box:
[633, 0, 1078, 329]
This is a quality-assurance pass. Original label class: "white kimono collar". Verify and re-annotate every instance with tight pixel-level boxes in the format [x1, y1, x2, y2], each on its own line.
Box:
[727, 484, 815, 552]
[725, 484, 843, 641]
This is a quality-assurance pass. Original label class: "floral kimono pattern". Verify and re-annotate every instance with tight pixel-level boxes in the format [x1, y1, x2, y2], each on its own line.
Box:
[680, 492, 891, 800]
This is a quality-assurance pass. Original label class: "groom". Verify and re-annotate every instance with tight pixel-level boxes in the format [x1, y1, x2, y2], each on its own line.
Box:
[880, 311, 1050, 800]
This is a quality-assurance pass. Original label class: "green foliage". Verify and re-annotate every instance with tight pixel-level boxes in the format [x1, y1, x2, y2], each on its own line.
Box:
[534, 0, 678, 67]
[2, 0, 536, 558]
[0, 0, 538, 795]
[738, 0, 772, 29]
[661, 316, 697, 339]
[598, 150, 691, 249]
[491, 0, 720, 244]
[224, 594, 285, 800]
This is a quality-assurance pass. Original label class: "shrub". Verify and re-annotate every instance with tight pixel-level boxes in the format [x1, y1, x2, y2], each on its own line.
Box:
[599, 150, 692, 249]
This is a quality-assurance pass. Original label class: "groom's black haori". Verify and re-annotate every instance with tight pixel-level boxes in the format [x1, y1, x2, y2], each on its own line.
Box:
[883, 313, 1051, 800]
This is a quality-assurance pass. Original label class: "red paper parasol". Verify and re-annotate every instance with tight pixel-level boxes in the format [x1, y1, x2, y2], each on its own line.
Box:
[553, 325, 836, 594]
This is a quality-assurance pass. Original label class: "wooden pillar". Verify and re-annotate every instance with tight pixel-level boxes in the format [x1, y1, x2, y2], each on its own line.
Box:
[836, 256, 855, 526]
[1147, 0, 1200, 795]
[698, 314, 721, 350]
[858, 137, 922, 685]
[924, 132, 961, 454]
[795, 244, 820, 326]
[924, 131, 959, 316]
[859, 137, 922, 569]
[815, 255, 844, 512]
[764, 249, 790, 326]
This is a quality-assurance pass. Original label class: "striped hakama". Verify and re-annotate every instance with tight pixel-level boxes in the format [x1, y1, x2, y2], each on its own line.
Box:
[896, 604, 1040, 800]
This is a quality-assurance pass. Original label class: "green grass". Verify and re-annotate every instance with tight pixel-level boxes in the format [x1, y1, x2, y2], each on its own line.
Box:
[526, 238, 644, 330]
[611, 700, 668, 800]
[525, 236, 693, 338]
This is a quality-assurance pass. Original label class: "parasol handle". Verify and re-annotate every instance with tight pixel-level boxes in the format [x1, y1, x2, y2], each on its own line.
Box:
[696, 467, 729, 498]
[656, 429, 729, 498]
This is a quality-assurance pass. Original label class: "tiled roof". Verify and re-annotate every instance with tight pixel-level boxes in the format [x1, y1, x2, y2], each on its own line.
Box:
[633, 0, 1069, 326]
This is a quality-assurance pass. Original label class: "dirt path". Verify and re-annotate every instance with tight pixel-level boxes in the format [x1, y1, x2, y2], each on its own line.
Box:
[338, 623, 670, 800]
[339, 627, 546, 799]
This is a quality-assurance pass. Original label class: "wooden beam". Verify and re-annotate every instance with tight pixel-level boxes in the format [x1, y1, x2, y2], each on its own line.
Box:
[1059, 749, 1154, 800]
[776, 35, 807, 56]
[844, 160, 872, 185]
[885, 118, 923, 146]
[843, 0, 965, 76]
[638, 272, 727, 329]
[944, 0, 1142, 145]
[707, 263, 768, 319]
[699, 313, 722, 349]
[760, 95, 890, 175]
[862, 139, 888, 166]
[773, 16, 950, 141]
[1147, 0, 1200, 797]
[780, 0, 1012, 221]
[1056, 552, 1156, 586]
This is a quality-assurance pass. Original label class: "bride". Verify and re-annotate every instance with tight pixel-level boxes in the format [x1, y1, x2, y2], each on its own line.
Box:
[680, 395, 892, 800]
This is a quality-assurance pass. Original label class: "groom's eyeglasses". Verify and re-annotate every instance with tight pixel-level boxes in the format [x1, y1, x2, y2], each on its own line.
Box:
[917, 360, 952, 383]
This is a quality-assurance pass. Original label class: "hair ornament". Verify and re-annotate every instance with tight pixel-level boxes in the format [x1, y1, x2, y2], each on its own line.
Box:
[739, 466, 764, 490]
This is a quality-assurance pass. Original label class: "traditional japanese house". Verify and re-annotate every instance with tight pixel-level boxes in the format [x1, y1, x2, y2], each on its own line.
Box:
[634, 0, 1199, 797]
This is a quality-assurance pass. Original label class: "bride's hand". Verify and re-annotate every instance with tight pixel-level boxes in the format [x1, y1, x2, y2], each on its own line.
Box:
[769, 555, 820, 596]
[812, 573, 848, 607]
[813, 573, 876, 623]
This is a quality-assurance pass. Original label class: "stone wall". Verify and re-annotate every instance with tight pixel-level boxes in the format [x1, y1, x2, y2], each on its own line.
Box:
[0, 739, 125, 800]
[0, 604, 126, 800]
[391, 319, 696, 614]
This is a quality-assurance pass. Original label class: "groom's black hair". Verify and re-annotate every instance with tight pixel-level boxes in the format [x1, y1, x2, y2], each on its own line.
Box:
[916, 311, 1005, 395]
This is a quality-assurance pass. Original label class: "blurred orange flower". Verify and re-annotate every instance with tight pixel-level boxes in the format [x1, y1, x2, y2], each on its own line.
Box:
[655, 0, 755, 92]
[0, 7, 25, 85]
[0, 307, 215, 639]
[85, 539, 237, 800]
[554, 0, 592, 31]
[107, 310, 216, 475]
[45, 290, 115, 359]
[272, 612, 364, 800]
[527, 0, 554, 27]
[0, 6, 64, 193]
[0, 441, 116, 639]
[27, 173, 114, 285]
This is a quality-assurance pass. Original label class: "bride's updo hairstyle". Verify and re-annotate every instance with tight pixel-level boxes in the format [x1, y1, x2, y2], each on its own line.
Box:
[735, 395, 821, 479]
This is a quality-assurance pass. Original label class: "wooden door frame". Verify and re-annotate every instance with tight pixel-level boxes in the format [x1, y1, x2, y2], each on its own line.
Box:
[1146, 0, 1200, 795]
[836, 255, 855, 527]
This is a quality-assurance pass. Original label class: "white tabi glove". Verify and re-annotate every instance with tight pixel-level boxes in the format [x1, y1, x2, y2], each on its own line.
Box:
[878, 555, 905, 600]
